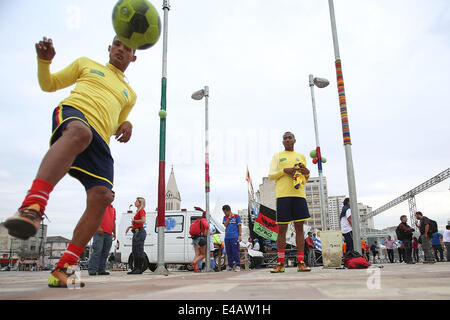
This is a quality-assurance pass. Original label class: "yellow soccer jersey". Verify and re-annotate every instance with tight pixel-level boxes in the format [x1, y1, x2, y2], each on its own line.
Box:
[268, 150, 309, 198]
[38, 57, 137, 145]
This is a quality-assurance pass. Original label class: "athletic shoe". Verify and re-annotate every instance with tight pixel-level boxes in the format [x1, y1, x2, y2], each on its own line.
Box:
[4, 204, 43, 240]
[270, 263, 285, 273]
[193, 269, 202, 273]
[98, 271, 110, 275]
[48, 263, 85, 288]
[297, 261, 311, 272]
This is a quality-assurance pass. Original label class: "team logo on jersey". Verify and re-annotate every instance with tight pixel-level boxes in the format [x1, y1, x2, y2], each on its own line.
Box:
[123, 89, 129, 99]
[90, 69, 105, 77]
[280, 158, 287, 162]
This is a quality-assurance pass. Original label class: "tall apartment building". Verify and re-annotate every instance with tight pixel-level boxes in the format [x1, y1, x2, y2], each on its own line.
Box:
[328, 195, 347, 230]
[358, 203, 374, 233]
[304, 177, 328, 231]
[327, 197, 374, 234]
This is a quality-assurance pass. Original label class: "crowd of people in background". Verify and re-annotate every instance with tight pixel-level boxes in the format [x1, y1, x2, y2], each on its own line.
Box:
[339, 203, 450, 264]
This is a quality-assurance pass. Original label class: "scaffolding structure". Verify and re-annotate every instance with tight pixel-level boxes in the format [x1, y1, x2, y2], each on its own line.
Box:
[362, 168, 450, 236]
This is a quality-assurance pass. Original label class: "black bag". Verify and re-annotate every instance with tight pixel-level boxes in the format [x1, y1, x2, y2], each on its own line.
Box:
[395, 226, 404, 240]
[428, 219, 438, 235]
[344, 250, 362, 259]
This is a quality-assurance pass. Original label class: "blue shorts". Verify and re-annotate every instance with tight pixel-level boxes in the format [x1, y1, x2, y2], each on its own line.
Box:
[276, 197, 311, 224]
[50, 105, 114, 190]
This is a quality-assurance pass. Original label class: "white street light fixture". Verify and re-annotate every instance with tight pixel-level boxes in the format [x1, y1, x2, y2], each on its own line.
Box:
[191, 86, 213, 272]
[309, 74, 329, 231]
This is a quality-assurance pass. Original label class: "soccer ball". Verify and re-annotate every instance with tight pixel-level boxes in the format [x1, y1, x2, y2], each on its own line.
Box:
[112, 0, 161, 50]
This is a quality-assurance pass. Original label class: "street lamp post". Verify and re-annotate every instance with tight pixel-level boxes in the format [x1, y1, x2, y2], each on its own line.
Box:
[328, 0, 361, 253]
[191, 86, 213, 272]
[308, 74, 329, 231]
[155, 0, 171, 275]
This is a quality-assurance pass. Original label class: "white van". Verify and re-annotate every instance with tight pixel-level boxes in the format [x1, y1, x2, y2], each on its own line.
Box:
[116, 210, 225, 271]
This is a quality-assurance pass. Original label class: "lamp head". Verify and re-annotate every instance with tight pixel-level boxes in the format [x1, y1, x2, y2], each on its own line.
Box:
[313, 77, 329, 88]
[191, 89, 205, 100]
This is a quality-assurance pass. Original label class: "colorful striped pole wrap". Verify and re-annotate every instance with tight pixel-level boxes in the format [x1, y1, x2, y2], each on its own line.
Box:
[205, 152, 210, 193]
[335, 59, 351, 145]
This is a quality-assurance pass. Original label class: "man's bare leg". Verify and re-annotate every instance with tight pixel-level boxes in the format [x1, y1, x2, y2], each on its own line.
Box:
[271, 224, 288, 273]
[294, 221, 310, 271]
[5, 121, 93, 240]
[36, 121, 92, 185]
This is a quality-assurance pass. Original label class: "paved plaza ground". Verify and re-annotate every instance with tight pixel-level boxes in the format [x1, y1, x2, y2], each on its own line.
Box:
[0, 262, 449, 300]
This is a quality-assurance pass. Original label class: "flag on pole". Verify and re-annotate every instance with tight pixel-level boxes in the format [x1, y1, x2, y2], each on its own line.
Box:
[253, 203, 278, 241]
[245, 166, 255, 201]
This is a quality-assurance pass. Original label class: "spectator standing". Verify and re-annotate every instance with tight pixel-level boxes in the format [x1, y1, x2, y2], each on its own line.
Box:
[253, 239, 260, 251]
[397, 215, 415, 264]
[305, 232, 315, 267]
[397, 240, 405, 263]
[108, 253, 115, 270]
[190, 208, 209, 273]
[384, 236, 395, 263]
[361, 239, 366, 259]
[414, 211, 435, 264]
[125, 197, 147, 274]
[443, 225, 450, 262]
[88, 191, 117, 276]
[365, 241, 370, 261]
[370, 241, 379, 263]
[431, 232, 444, 262]
[222, 205, 242, 271]
[246, 237, 254, 250]
[412, 237, 420, 263]
[340, 198, 353, 252]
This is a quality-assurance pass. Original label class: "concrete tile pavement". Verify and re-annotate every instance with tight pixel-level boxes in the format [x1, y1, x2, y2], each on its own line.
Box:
[0, 262, 449, 300]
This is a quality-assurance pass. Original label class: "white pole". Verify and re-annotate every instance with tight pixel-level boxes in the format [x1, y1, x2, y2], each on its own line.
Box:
[155, 0, 170, 275]
[309, 75, 327, 231]
[328, 0, 361, 253]
[204, 86, 213, 272]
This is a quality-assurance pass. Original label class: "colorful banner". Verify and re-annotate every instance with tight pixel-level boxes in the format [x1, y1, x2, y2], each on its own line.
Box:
[253, 204, 278, 241]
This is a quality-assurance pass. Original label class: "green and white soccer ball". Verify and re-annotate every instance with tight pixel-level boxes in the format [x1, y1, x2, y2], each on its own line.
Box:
[112, 0, 161, 50]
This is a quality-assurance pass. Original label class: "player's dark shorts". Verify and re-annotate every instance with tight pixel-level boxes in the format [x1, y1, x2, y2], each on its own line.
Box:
[276, 197, 311, 224]
[50, 105, 114, 190]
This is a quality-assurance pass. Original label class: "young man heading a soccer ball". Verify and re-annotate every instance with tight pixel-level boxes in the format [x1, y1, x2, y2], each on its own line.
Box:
[4, 35, 138, 288]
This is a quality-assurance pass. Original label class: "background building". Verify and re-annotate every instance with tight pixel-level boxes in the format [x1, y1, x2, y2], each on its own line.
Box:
[328, 195, 347, 231]
[256, 177, 276, 210]
[304, 176, 329, 231]
[165, 166, 181, 211]
[0, 222, 47, 269]
[238, 208, 249, 228]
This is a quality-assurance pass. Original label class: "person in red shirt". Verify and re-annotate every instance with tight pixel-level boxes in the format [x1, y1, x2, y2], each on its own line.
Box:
[125, 197, 146, 274]
[190, 207, 209, 272]
[88, 191, 117, 275]
[305, 232, 315, 267]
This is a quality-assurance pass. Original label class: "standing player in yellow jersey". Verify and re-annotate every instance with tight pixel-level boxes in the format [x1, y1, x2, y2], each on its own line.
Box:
[4, 36, 138, 287]
[269, 132, 312, 273]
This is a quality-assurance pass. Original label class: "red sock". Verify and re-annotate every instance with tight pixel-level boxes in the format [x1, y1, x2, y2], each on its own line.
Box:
[20, 179, 54, 215]
[297, 251, 305, 263]
[55, 242, 84, 269]
[277, 249, 285, 265]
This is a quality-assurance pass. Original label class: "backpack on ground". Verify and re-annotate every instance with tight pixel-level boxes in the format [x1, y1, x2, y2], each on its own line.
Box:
[344, 250, 370, 269]
[189, 218, 204, 236]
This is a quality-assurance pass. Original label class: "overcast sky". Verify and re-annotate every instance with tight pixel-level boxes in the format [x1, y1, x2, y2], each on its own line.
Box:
[0, 0, 449, 240]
